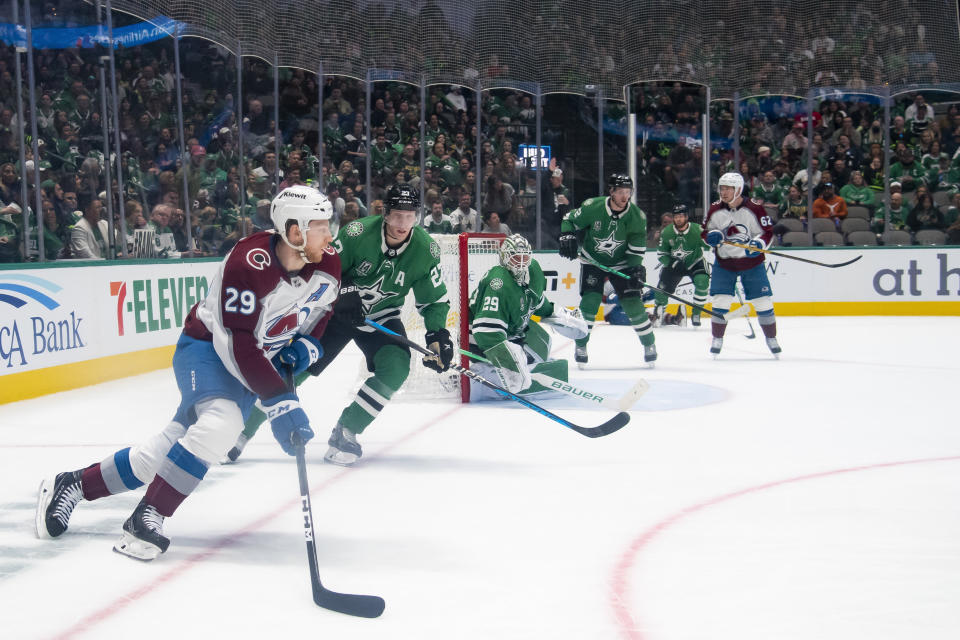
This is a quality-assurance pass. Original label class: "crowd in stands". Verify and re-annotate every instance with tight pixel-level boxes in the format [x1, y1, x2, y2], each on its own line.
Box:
[637, 82, 960, 246]
[2, 2, 959, 264]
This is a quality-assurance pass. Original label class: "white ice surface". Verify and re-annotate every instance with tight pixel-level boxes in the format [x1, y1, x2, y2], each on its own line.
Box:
[1, 317, 959, 639]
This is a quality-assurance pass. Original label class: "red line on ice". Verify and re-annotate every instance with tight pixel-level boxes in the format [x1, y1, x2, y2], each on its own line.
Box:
[609, 454, 960, 640]
[51, 405, 461, 640]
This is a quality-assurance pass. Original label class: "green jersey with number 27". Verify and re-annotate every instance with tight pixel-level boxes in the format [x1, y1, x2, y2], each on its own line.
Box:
[334, 215, 450, 332]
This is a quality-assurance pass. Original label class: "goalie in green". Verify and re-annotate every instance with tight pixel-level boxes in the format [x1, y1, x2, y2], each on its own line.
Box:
[467, 234, 588, 400]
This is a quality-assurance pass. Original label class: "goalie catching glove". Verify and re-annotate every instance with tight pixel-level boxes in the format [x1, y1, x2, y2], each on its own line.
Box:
[484, 340, 532, 393]
[541, 306, 589, 340]
[422, 328, 454, 373]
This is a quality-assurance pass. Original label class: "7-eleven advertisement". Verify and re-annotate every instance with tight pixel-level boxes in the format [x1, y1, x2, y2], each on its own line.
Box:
[0, 260, 219, 375]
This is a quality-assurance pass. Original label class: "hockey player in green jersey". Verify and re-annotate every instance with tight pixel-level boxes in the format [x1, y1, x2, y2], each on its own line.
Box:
[226, 184, 454, 466]
[467, 234, 587, 399]
[558, 173, 657, 367]
[651, 203, 710, 327]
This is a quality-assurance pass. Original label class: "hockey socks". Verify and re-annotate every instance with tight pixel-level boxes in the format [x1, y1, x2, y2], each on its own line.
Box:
[144, 442, 209, 517]
[81, 448, 145, 500]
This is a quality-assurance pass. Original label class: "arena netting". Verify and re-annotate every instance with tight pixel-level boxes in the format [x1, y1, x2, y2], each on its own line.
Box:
[105, 0, 960, 98]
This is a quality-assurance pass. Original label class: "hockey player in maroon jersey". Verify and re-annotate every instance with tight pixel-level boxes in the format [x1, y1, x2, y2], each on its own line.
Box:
[703, 172, 781, 358]
[34, 185, 342, 560]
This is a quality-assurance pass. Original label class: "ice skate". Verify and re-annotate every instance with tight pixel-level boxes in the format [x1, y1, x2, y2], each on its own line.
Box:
[114, 501, 170, 561]
[643, 343, 657, 367]
[221, 433, 248, 464]
[324, 423, 362, 466]
[574, 345, 588, 370]
[710, 337, 723, 358]
[766, 337, 782, 359]
[691, 311, 701, 327]
[35, 470, 84, 539]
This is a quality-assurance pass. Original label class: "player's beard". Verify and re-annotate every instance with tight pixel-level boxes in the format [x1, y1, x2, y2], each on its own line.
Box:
[302, 241, 329, 263]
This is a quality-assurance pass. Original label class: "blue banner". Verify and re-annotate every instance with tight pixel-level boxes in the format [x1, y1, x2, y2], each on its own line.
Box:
[0, 16, 182, 50]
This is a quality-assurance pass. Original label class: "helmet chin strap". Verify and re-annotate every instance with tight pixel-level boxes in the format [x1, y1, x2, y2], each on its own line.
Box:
[280, 227, 313, 264]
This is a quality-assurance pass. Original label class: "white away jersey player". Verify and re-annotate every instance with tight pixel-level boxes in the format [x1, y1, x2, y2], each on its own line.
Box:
[183, 230, 340, 400]
[703, 197, 775, 271]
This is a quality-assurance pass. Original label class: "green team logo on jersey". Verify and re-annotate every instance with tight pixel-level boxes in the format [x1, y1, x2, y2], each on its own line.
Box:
[356, 274, 393, 312]
[592, 228, 623, 256]
[345, 221, 364, 237]
[671, 244, 693, 262]
[490, 277, 504, 290]
[429, 241, 441, 260]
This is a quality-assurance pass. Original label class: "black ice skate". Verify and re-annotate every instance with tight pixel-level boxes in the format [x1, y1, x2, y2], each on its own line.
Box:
[114, 501, 170, 561]
[574, 345, 588, 369]
[324, 423, 362, 466]
[766, 337, 782, 359]
[710, 337, 723, 358]
[35, 470, 84, 539]
[691, 311, 701, 327]
[644, 343, 657, 367]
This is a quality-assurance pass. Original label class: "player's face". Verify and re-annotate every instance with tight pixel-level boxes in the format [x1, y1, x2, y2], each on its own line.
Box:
[384, 207, 418, 244]
[302, 219, 333, 262]
[609, 187, 631, 209]
[718, 185, 737, 203]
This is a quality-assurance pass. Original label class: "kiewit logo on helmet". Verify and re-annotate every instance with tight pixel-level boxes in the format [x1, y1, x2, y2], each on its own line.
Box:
[283, 192, 307, 199]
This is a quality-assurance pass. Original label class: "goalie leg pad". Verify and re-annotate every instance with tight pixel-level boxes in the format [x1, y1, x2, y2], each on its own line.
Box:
[523, 321, 552, 363]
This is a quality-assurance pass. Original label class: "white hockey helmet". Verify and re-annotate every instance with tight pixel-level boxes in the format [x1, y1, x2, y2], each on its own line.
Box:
[499, 233, 533, 285]
[717, 172, 744, 202]
[270, 185, 333, 257]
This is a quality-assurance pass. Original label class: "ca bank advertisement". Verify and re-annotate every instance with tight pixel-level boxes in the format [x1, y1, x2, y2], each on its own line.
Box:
[0, 260, 219, 373]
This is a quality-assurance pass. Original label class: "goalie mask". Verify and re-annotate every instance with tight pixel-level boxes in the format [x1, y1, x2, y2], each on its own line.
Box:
[499, 233, 533, 285]
[270, 185, 333, 262]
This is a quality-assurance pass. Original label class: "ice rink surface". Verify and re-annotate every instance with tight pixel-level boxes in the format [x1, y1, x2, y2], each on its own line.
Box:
[2, 316, 959, 640]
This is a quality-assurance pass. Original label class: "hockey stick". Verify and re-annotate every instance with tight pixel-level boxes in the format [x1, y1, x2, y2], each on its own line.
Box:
[721, 240, 862, 268]
[583, 257, 749, 321]
[284, 367, 386, 619]
[457, 348, 649, 411]
[365, 319, 630, 438]
[735, 287, 757, 339]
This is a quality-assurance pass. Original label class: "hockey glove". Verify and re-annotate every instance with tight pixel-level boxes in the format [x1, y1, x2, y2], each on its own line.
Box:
[623, 265, 646, 297]
[271, 335, 322, 376]
[422, 328, 454, 373]
[705, 229, 724, 247]
[542, 306, 589, 340]
[263, 393, 314, 456]
[558, 233, 579, 260]
[336, 283, 365, 327]
[744, 237, 766, 257]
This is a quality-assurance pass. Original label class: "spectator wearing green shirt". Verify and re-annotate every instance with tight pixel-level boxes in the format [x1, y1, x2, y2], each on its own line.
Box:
[839, 171, 876, 209]
[751, 171, 785, 206]
[422, 201, 453, 233]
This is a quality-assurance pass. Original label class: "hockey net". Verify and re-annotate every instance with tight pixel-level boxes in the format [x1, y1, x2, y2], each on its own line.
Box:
[392, 233, 504, 403]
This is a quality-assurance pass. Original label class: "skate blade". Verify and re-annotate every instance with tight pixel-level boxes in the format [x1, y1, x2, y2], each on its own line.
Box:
[324, 447, 359, 467]
[113, 533, 164, 561]
[34, 476, 55, 539]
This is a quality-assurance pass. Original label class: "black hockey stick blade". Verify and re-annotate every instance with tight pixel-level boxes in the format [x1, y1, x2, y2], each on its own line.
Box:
[312, 584, 386, 618]
[567, 410, 630, 437]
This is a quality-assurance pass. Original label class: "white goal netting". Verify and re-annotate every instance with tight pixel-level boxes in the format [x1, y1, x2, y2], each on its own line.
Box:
[389, 233, 504, 402]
